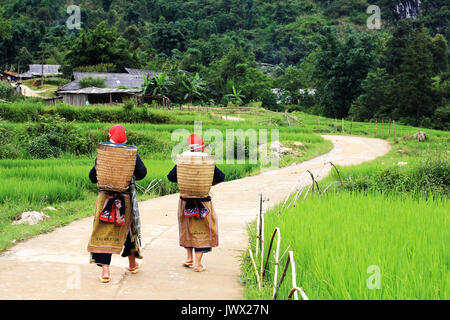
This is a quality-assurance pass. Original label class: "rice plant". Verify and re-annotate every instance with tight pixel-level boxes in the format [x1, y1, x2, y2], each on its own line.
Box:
[244, 191, 449, 300]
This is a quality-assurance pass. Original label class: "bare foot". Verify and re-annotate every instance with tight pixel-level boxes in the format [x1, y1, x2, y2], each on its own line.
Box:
[100, 266, 111, 282]
[194, 264, 206, 272]
[183, 260, 194, 267]
[128, 261, 139, 271]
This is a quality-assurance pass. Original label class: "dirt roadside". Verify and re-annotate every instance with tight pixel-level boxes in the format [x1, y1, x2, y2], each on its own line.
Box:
[0, 135, 390, 299]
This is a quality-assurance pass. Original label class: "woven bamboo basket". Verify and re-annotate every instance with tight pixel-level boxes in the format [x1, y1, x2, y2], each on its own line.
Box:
[176, 154, 216, 198]
[96, 142, 137, 192]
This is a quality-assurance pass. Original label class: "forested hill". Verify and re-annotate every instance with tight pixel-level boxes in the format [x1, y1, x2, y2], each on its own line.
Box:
[0, 0, 447, 68]
[0, 1, 449, 129]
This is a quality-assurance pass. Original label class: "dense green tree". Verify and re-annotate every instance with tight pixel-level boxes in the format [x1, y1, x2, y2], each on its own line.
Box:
[64, 21, 137, 71]
[122, 24, 141, 51]
[384, 20, 413, 76]
[431, 33, 449, 75]
[391, 26, 436, 124]
[273, 66, 306, 104]
[349, 68, 393, 121]
[16, 47, 33, 73]
[313, 26, 379, 118]
[0, 9, 10, 40]
[151, 21, 188, 56]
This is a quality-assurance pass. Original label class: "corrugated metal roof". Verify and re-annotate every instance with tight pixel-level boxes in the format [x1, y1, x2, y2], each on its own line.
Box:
[124, 68, 159, 77]
[17, 64, 61, 77]
[58, 87, 141, 94]
[59, 72, 146, 91]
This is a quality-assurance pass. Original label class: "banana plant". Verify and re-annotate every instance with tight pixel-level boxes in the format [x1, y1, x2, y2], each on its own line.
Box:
[182, 72, 205, 104]
[141, 73, 154, 96]
[224, 85, 245, 105]
[142, 72, 174, 96]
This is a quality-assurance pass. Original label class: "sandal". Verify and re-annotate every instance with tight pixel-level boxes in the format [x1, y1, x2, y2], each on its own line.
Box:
[128, 262, 142, 274]
[99, 275, 111, 283]
[194, 265, 206, 272]
[183, 260, 194, 268]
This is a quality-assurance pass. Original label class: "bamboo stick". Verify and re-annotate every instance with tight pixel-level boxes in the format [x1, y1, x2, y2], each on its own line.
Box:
[393, 120, 397, 142]
[287, 287, 309, 300]
[288, 251, 299, 300]
[248, 249, 262, 291]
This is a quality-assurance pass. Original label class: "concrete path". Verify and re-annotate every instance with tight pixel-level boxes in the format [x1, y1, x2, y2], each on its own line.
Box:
[0, 135, 390, 299]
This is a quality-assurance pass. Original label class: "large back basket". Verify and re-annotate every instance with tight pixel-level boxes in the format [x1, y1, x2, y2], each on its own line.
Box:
[176, 154, 216, 198]
[96, 142, 137, 192]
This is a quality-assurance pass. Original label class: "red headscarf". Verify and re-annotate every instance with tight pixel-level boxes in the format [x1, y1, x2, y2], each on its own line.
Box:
[109, 124, 127, 144]
[187, 134, 205, 152]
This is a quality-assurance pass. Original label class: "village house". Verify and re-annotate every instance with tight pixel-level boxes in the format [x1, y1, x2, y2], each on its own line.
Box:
[57, 68, 160, 106]
[17, 64, 62, 79]
[0, 70, 19, 82]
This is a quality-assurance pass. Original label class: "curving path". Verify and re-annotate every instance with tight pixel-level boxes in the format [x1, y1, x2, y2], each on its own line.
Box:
[0, 135, 390, 299]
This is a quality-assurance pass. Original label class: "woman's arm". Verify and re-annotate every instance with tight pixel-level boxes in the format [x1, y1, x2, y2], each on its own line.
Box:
[212, 166, 225, 185]
[134, 154, 147, 181]
[167, 165, 177, 182]
[89, 159, 97, 183]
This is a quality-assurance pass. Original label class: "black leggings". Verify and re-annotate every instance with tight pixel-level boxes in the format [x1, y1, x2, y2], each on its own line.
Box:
[92, 233, 137, 267]
[185, 247, 211, 253]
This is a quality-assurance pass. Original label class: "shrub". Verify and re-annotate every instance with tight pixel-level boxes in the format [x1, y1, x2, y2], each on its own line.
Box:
[26, 114, 92, 157]
[123, 98, 135, 112]
[0, 144, 21, 159]
[0, 81, 14, 99]
[79, 77, 106, 88]
[339, 158, 450, 196]
[27, 134, 61, 158]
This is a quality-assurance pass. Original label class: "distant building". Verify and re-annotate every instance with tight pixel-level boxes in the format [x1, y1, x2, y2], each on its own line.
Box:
[57, 68, 159, 106]
[58, 87, 141, 106]
[0, 70, 18, 81]
[17, 64, 62, 79]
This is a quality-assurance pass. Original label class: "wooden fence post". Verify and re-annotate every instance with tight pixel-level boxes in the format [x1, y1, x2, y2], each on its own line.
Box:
[381, 120, 384, 138]
[317, 117, 320, 131]
[350, 117, 353, 135]
[393, 120, 397, 142]
[335, 118, 337, 132]
[388, 119, 391, 136]
[375, 119, 378, 137]
[342, 118, 344, 133]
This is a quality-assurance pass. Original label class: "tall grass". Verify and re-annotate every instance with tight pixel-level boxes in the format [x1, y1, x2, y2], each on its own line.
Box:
[243, 191, 449, 300]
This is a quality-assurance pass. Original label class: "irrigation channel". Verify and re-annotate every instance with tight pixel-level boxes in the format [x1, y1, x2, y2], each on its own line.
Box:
[0, 135, 390, 299]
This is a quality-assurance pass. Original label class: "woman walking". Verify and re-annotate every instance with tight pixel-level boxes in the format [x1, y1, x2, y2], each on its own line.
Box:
[87, 124, 147, 283]
[167, 134, 225, 272]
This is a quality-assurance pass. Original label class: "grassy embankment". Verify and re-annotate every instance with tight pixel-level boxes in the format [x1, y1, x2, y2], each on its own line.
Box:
[241, 128, 449, 300]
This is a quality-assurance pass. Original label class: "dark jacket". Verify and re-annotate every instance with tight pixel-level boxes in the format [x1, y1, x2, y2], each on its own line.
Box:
[167, 165, 225, 185]
[89, 153, 147, 184]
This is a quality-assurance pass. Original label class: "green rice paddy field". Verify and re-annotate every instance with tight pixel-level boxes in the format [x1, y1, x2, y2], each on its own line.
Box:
[242, 131, 449, 300]
[243, 191, 448, 300]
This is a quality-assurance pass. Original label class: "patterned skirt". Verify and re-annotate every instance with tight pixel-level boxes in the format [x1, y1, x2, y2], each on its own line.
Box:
[178, 198, 219, 249]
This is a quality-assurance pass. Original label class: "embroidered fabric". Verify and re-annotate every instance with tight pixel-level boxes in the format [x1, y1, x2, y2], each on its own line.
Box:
[181, 196, 211, 219]
[98, 193, 126, 226]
